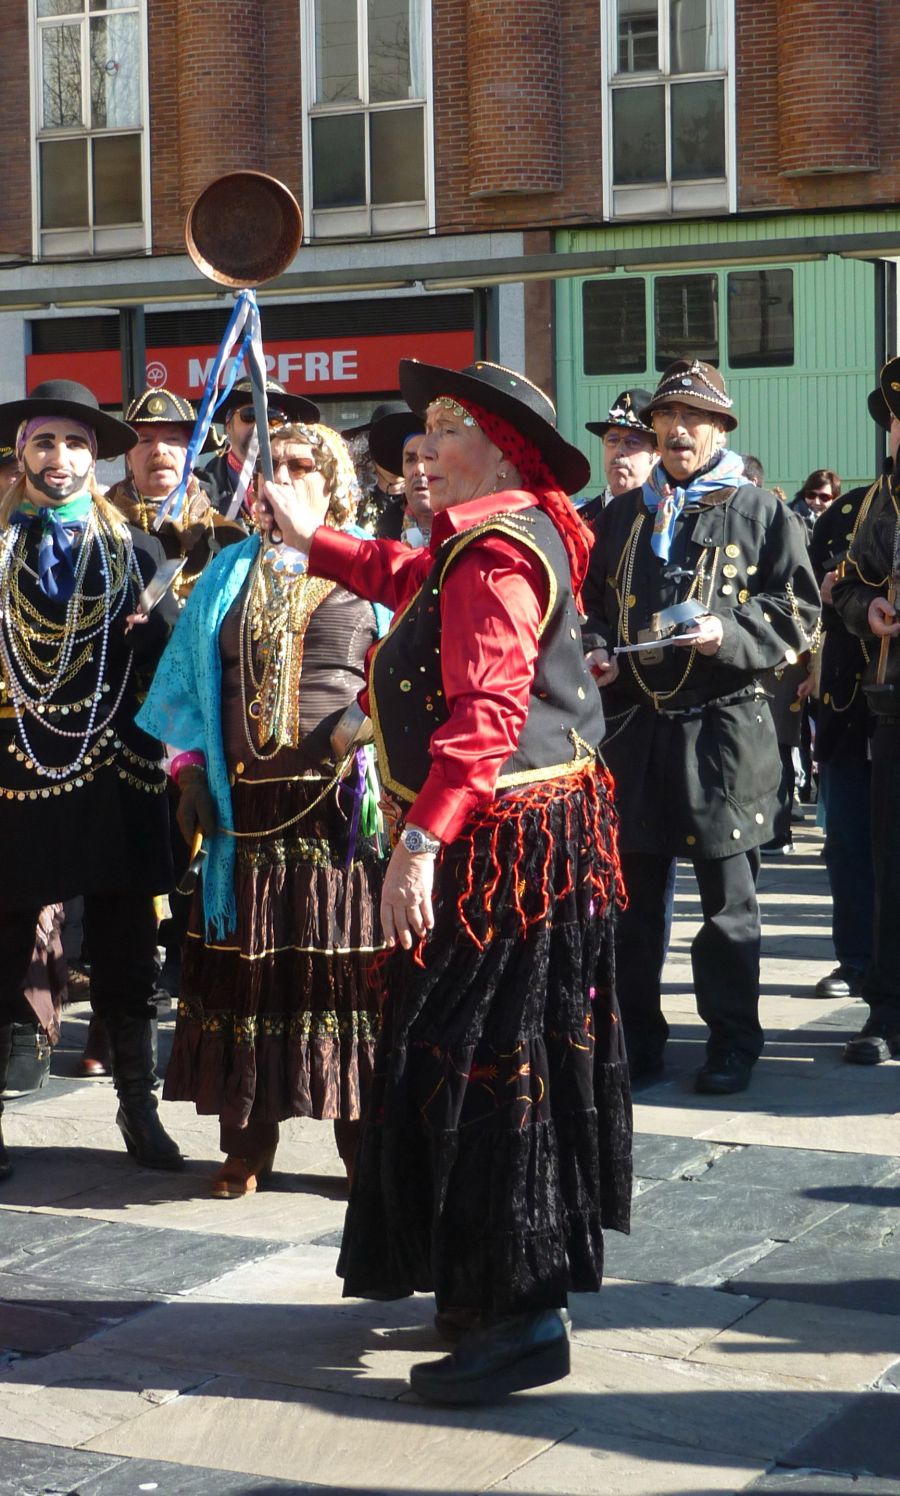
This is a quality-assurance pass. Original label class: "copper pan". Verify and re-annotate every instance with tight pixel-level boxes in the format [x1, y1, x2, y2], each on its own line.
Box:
[184, 171, 303, 289]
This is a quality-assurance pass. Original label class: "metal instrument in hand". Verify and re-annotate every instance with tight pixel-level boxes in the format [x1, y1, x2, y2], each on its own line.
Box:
[184, 171, 303, 491]
[650, 599, 710, 637]
[137, 557, 187, 616]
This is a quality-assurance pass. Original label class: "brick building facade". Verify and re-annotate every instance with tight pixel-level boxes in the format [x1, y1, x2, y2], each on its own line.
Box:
[0, 0, 898, 476]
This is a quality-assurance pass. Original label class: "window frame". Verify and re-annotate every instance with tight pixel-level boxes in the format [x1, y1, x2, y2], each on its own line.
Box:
[601, 0, 737, 221]
[580, 266, 796, 379]
[29, 0, 151, 259]
[300, 0, 435, 241]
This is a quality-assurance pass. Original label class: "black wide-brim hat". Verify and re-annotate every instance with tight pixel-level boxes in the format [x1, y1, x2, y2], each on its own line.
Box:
[878, 357, 900, 425]
[586, 388, 656, 441]
[368, 411, 425, 476]
[343, 400, 412, 441]
[399, 359, 591, 495]
[640, 358, 738, 433]
[216, 377, 319, 425]
[868, 384, 891, 432]
[0, 379, 137, 460]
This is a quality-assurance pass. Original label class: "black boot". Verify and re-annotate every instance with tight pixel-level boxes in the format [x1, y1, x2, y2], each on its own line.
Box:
[0, 1024, 13, 1180]
[105, 1013, 184, 1170]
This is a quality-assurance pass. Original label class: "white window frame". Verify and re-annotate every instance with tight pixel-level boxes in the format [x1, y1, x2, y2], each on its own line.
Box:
[29, 0, 151, 259]
[300, 0, 434, 241]
[601, 0, 736, 222]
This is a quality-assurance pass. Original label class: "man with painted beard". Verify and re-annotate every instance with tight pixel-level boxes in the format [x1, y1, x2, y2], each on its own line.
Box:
[583, 358, 820, 1095]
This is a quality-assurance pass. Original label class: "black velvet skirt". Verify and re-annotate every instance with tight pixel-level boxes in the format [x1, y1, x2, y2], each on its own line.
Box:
[337, 765, 632, 1318]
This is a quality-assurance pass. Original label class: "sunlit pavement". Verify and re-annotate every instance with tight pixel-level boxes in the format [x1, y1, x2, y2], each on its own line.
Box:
[1, 806, 898, 1495]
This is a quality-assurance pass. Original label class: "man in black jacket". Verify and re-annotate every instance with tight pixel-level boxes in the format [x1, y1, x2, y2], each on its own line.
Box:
[832, 358, 900, 1063]
[200, 377, 319, 520]
[583, 358, 820, 1094]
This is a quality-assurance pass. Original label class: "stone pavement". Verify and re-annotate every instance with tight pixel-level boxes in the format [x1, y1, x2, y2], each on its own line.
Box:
[1, 808, 899, 1496]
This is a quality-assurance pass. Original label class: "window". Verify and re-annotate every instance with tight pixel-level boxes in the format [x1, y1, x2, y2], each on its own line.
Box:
[655, 274, 719, 368]
[583, 279, 647, 375]
[32, 0, 147, 257]
[605, 0, 732, 219]
[727, 270, 794, 368]
[581, 269, 794, 375]
[302, 0, 432, 238]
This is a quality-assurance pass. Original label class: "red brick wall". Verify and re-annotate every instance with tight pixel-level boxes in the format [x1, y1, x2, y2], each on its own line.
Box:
[0, 12, 35, 258]
[468, 0, 562, 197]
[435, 0, 604, 233]
[737, 0, 900, 211]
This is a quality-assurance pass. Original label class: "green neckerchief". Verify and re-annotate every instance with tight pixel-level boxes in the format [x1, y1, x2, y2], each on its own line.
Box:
[17, 492, 93, 525]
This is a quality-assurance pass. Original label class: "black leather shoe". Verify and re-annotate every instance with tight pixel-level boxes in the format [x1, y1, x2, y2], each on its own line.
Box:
[411, 1309, 570, 1405]
[695, 1050, 754, 1095]
[434, 1306, 571, 1343]
[814, 966, 865, 1000]
[843, 1028, 900, 1065]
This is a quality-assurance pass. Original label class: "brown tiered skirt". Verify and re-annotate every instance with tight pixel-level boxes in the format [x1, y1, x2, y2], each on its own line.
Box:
[163, 773, 384, 1128]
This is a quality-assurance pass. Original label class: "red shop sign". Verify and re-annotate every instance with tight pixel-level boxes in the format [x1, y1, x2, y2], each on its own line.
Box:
[25, 329, 475, 406]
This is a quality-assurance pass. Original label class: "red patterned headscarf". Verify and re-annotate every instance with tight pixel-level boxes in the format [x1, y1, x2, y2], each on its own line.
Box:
[457, 399, 594, 601]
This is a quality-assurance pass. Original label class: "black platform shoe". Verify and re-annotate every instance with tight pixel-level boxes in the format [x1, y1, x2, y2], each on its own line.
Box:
[695, 1049, 754, 1095]
[410, 1309, 571, 1406]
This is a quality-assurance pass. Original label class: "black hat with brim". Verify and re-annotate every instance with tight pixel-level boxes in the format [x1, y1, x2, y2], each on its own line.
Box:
[126, 387, 197, 435]
[0, 379, 137, 460]
[399, 359, 591, 495]
[586, 388, 657, 441]
[878, 358, 900, 425]
[868, 384, 891, 432]
[343, 400, 412, 441]
[368, 411, 425, 476]
[216, 377, 320, 425]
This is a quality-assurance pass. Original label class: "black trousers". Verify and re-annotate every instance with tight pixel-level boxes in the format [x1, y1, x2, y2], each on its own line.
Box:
[862, 722, 900, 1029]
[616, 848, 763, 1065]
[0, 892, 159, 1029]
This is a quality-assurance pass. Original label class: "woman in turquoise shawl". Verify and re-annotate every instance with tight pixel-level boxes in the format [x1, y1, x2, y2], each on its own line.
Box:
[138, 424, 386, 1197]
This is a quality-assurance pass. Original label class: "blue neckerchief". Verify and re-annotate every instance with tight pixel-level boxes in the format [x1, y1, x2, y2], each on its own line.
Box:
[641, 449, 746, 562]
[13, 492, 93, 602]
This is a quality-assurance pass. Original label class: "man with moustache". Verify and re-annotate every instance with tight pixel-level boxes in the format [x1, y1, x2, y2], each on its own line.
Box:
[200, 377, 320, 520]
[583, 358, 819, 1094]
[581, 388, 657, 527]
[367, 409, 432, 546]
[107, 388, 243, 606]
[0, 380, 182, 1178]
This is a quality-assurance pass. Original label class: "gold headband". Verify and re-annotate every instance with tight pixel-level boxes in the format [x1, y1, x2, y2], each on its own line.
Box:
[428, 397, 476, 427]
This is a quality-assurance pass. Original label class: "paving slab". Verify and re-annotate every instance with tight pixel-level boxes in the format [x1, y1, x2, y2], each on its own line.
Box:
[604, 1225, 778, 1287]
[569, 1278, 759, 1359]
[0, 1348, 199, 1448]
[630, 1134, 723, 1181]
[489, 1428, 766, 1494]
[0, 1211, 286, 1293]
[0, 1297, 110, 1356]
[0, 1437, 122, 1496]
[504, 1344, 851, 1463]
[83, 1373, 574, 1492]
[630, 1176, 847, 1241]
[779, 1389, 900, 1480]
[702, 1144, 900, 1195]
[725, 1240, 900, 1315]
[688, 1299, 900, 1389]
[72, 1292, 445, 1402]
[750, 1475, 900, 1495]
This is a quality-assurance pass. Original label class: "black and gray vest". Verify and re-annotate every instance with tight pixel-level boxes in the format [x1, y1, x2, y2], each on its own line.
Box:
[369, 506, 605, 805]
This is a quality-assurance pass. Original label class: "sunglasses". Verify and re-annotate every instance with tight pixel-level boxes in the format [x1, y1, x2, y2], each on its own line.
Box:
[234, 406, 288, 426]
[806, 489, 833, 501]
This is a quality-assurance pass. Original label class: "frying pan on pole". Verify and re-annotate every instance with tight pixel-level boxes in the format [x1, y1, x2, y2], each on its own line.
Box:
[184, 171, 303, 483]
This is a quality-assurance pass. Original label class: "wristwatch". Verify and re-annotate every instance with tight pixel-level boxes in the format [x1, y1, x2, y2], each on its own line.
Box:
[400, 824, 441, 855]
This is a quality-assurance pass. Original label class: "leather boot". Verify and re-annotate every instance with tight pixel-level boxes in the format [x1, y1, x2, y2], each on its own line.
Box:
[77, 1012, 112, 1078]
[105, 1013, 184, 1170]
[0, 1024, 13, 1180]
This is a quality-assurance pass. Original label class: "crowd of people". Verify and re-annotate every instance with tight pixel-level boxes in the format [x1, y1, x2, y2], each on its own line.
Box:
[0, 347, 895, 1407]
